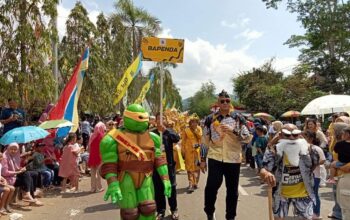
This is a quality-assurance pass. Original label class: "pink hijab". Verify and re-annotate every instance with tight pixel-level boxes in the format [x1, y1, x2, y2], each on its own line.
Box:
[4, 143, 21, 170]
[2, 143, 21, 185]
[88, 122, 106, 146]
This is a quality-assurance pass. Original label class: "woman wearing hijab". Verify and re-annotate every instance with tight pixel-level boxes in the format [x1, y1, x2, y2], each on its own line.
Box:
[87, 122, 106, 193]
[1, 143, 42, 205]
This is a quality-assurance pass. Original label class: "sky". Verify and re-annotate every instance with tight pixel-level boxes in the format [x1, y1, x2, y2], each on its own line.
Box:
[59, 0, 304, 99]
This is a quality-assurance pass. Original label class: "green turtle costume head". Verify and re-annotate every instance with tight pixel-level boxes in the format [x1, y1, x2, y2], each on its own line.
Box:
[123, 104, 149, 132]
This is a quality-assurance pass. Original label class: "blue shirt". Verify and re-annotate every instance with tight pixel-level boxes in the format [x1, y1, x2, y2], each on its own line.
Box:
[0, 108, 25, 134]
[255, 135, 268, 153]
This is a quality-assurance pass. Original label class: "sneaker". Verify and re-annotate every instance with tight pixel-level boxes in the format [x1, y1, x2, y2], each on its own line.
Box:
[171, 210, 179, 220]
[156, 213, 165, 220]
[319, 183, 326, 188]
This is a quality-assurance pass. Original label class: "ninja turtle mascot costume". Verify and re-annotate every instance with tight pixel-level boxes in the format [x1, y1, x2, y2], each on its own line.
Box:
[100, 104, 172, 220]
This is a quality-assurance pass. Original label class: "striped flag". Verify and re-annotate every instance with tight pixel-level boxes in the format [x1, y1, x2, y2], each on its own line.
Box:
[49, 48, 89, 137]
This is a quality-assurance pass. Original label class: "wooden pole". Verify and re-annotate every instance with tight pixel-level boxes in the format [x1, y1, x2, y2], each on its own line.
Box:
[268, 186, 274, 220]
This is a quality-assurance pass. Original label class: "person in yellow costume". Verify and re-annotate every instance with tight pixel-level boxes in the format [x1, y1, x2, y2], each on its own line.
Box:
[181, 114, 202, 193]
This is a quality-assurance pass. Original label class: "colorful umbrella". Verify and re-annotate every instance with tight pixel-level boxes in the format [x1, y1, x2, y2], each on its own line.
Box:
[0, 126, 50, 145]
[39, 119, 73, 130]
[253, 113, 275, 121]
[281, 110, 301, 118]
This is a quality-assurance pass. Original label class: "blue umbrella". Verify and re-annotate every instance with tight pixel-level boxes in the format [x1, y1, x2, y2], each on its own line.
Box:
[0, 126, 50, 145]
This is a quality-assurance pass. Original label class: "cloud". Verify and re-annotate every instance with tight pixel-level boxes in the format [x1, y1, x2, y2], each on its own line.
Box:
[221, 16, 250, 29]
[141, 28, 297, 99]
[237, 29, 264, 41]
[220, 20, 238, 29]
[164, 37, 297, 99]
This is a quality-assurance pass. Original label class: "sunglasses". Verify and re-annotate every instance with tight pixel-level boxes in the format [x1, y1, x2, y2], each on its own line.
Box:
[283, 134, 299, 138]
[220, 99, 231, 104]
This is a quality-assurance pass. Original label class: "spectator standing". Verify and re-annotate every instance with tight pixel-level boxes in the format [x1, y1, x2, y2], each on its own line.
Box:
[80, 116, 92, 150]
[0, 99, 25, 135]
[87, 122, 105, 193]
[152, 113, 180, 220]
[303, 130, 326, 220]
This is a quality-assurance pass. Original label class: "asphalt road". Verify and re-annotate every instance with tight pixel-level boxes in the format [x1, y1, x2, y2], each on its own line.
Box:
[14, 165, 335, 220]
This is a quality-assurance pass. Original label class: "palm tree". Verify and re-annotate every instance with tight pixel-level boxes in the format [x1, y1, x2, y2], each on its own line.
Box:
[146, 64, 182, 113]
[111, 0, 161, 59]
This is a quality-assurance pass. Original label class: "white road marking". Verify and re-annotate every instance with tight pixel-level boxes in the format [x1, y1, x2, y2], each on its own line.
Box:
[239, 185, 249, 196]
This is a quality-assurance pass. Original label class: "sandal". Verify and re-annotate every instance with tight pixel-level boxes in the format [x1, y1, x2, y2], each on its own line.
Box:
[22, 196, 36, 203]
[30, 200, 44, 206]
[171, 210, 179, 220]
[0, 210, 8, 215]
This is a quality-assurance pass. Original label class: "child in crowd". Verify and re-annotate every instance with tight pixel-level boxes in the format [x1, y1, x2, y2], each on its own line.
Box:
[0, 152, 15, 215]
[29, 143, 54, 189]
[59, 133, 81, 193]
[327, 126, 350, 184]
[254, 125, 268, 172]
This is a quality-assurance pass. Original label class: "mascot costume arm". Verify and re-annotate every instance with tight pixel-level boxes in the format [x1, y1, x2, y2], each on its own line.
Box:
[150, 132, 172, 198]
[100, 134, 123, 204]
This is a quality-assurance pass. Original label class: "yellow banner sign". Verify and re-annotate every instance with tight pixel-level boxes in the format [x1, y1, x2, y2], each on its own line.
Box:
[141, 37, 184, 63]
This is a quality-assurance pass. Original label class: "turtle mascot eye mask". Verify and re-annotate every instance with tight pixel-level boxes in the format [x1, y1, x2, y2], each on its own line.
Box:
[123, 104, 149, 132]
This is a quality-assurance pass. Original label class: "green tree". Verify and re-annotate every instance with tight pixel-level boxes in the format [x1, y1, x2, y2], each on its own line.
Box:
[111, 0, 162, 102]
[233, 60, 325, 116]
[111, 0, 161, 58]
[145, 64, 182, 114]
[0, 0, 58, 115]
[188, 81, 217, 118]
[262, 0, 350, 94]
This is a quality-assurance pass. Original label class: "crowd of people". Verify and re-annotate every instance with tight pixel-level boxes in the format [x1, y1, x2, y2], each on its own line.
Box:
[0, 93, 349, 220]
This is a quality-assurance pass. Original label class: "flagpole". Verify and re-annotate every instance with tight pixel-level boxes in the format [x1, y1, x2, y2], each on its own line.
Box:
[160, 62, 164, 150]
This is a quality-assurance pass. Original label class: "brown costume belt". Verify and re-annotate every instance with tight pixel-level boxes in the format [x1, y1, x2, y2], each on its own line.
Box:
[118, 160, 154, 173]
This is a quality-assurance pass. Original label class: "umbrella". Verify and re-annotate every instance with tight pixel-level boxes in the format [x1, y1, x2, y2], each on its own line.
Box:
[39, 119, 73, 130]
[0, 126, 50, 145]
[281, 110, 301, 118]
[253, 113, 275, 121]
[301, 94, 350, 115]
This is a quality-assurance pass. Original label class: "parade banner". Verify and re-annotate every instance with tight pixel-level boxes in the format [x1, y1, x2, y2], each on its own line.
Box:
[141, 37, 184, 63]
[135, 73, 155, 104]
[49, 47, 89, 137]
[113, 53, 143, 105]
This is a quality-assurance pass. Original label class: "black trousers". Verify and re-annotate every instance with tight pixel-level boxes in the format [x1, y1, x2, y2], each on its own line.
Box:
[153, 165, 177, 214]
[15, 171, 38, 197]
[82, 133, 89, 149]
[204, 159, 241, 220]
[245, 147, 255, 169]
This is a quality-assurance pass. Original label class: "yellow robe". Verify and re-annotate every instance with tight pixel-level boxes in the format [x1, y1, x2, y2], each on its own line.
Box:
[181, 126, 202, 172]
